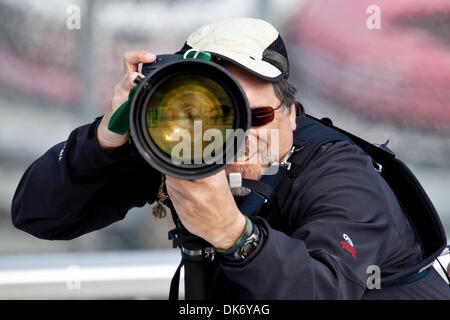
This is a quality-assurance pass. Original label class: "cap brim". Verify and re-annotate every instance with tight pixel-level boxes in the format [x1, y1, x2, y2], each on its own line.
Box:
[207, 51, 283, 82]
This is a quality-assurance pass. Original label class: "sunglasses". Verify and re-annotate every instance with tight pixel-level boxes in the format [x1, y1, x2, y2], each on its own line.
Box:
[251, 102, 283, 127]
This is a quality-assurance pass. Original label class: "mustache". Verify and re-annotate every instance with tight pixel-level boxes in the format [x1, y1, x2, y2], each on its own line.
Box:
[239, 134, 269, 158]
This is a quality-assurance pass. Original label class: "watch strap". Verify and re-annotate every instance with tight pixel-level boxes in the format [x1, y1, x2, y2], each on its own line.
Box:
[215, 216, 261, 262]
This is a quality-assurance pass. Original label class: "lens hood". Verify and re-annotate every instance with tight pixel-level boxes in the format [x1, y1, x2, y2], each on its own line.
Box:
[130, 58, 250, 179]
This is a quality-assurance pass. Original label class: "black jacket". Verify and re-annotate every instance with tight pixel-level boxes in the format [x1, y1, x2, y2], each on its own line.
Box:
[11, 116, 450, 299]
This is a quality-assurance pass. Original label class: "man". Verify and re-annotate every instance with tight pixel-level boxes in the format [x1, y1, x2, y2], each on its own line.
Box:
[11, 18, 450, 299]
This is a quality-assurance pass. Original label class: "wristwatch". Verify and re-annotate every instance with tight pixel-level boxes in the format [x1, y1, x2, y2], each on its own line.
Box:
[215, 217, 262, 262]
[231, 223, 261, 262]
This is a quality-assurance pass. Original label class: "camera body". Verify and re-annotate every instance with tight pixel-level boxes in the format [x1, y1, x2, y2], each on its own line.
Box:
[141, 54, 181, 77]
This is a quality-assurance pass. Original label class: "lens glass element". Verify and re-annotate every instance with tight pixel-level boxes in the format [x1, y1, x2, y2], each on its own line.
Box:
[146, 74, 235, 163]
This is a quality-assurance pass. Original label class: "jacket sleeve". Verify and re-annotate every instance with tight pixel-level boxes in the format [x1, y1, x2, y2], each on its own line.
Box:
[220, 141, 419, 299]
[11, 117, 161, 240]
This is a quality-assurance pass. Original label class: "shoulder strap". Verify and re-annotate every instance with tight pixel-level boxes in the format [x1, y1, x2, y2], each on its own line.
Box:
[277, 113, 398, 207]
[305, 114, 396, 163]
[276, 115, 355, 209]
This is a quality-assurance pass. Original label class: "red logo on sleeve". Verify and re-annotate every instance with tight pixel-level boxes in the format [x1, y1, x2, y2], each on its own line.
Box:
[340, 234, 357, 260]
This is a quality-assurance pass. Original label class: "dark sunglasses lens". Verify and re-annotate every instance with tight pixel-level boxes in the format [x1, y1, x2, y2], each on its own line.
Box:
[251, 107, 274, 127]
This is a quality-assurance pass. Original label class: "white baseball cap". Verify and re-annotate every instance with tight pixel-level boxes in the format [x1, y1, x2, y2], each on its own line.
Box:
[177, 18, 290, 82]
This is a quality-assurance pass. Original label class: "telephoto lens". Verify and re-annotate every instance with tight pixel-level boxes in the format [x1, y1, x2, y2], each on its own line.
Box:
[129, 54, 250, 179]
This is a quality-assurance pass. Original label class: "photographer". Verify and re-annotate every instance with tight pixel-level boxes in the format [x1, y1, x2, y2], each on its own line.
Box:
[11, 18, 450, 299]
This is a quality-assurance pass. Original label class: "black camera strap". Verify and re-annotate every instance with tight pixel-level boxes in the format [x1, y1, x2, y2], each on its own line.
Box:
[239, 166, 287, 217]
[168, 238, 212, 300]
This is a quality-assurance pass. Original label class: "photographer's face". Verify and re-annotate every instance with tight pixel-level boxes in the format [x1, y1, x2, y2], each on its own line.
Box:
[223, 63, 296, 194]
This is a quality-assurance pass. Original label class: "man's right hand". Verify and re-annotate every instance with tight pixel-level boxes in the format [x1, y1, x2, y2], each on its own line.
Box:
[97, 50, 156, 154]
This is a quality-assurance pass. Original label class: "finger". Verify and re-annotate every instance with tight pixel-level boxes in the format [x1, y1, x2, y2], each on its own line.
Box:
[123, 50, 156, 74]
[117, 72, 144, 93]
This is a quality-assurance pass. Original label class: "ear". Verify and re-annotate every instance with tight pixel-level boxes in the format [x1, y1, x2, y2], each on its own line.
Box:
[288, 103, 296, 131]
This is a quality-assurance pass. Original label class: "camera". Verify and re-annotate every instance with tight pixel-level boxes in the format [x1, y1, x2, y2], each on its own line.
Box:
[128, 53, 250, 179]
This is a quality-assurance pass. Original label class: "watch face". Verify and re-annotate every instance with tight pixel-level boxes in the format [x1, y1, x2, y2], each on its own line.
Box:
[220, 222, 262, 262]
[235, 225, 261, 261]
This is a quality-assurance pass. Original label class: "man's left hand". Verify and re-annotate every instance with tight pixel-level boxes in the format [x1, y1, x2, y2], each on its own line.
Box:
[165, 171, 247, 250]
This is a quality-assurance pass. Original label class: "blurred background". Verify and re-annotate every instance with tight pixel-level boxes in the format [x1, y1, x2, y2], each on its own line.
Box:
[0, 0, 449, 298]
